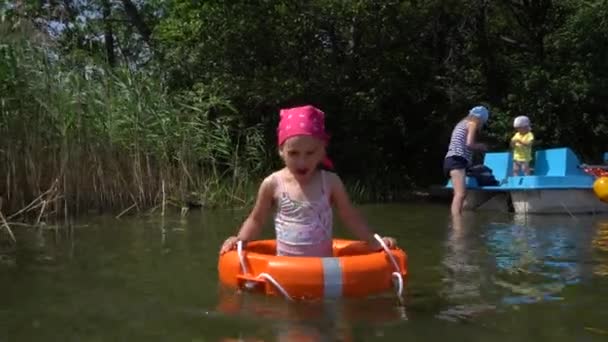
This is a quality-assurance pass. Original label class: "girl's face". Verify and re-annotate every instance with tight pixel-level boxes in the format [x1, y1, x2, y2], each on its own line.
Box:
[279, 135, 326, 182]
[516, 126, 530, 134]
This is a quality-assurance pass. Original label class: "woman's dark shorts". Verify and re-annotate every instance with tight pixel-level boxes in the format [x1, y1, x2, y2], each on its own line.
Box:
[443, 156, 468, 176]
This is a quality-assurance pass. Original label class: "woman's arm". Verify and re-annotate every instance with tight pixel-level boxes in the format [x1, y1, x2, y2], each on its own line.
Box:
[466, 120, 487, 151]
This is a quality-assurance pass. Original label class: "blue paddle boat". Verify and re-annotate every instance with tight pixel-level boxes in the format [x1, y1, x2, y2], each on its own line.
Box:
[446, 147, 608, 214]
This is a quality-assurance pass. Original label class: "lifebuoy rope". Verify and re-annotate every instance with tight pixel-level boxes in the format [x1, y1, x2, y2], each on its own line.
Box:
[236, 237, 405, 302]
[374, 234, 405, 301]
[237, 240, 294, 301]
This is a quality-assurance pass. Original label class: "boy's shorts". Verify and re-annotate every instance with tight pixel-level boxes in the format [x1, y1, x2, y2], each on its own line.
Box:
[443, 156, 468, 176]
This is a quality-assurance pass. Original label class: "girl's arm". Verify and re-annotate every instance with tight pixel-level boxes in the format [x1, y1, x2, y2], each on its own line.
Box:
[220, 175, 275, 254]
[329, 173, 396, 250]
[465, 120, 487, 151]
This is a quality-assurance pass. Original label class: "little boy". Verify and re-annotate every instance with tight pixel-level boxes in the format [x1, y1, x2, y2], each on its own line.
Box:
[510, 115, 534, 176]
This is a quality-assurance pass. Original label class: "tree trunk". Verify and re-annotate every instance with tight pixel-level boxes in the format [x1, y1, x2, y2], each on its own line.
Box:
[102, 0, 115, 67]
[120, 0, 152, 46]
[475, 0, 501, 102]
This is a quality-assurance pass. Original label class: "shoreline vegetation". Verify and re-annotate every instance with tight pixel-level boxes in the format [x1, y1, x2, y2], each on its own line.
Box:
[2, 1, 608, 242]
[0, 43, 423, 241]
[0, 41, 272, 232]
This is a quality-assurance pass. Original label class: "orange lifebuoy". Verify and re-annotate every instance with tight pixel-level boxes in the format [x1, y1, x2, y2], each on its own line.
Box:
[218, 239, 408, 300]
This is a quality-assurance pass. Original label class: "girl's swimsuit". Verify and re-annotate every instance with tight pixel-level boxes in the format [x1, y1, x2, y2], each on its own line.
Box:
[274, 171, 333, 257]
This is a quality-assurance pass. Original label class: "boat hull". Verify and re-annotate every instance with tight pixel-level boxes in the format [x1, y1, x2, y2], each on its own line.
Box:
[510, 189, 608, 214]
[446, 147, 608, 215]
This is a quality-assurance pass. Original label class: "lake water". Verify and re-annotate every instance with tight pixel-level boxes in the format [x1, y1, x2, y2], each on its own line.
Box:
[1, 203, 607, 341]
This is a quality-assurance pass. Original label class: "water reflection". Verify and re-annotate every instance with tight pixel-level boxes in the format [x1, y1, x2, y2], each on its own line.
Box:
[592, 221, 608, 277]
[215, 288, 407, 341]
[438, 214, 496, 321]
[484, 214, 597, 306]
[3, 208, 608, 340]
[438, 212, 605, 321]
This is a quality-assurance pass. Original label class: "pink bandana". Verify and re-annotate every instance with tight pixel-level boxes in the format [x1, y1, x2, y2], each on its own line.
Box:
[277, 105, 333, 169]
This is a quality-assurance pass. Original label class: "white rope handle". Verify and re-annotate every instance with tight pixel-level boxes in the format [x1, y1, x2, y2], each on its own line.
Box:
[236, 240, 293, 301]
[392, 272, 404, 298]
[374, 234, 404, 299]
[236, 240, 249, 274]
[257, 273, 293, 301]
[374, 234, 400, 272]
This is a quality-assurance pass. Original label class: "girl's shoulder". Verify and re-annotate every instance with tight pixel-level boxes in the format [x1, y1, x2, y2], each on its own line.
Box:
[267, 169, 283, 179]
[261, 170, 283, 191]
[321, 169, 338, 178]
[321, 170, 343, 190]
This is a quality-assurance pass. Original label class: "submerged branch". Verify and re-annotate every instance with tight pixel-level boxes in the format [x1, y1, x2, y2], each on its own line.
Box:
[0, 210, 16, 243]
[116, 203, 137, 219]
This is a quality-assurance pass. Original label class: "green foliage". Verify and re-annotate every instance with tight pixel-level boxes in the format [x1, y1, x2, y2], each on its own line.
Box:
[0, 37, 268, 215]
[1, 0, 608, 215]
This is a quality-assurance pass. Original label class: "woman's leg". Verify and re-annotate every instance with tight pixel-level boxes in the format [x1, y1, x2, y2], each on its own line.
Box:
[450, 168, 467, 216]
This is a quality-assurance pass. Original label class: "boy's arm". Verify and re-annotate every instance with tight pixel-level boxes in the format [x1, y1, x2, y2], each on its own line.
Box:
[510, 134, 524, 148]
[518, 133, 534, 147]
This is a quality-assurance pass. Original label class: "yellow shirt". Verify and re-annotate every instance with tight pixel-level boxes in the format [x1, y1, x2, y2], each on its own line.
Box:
[511, 132, 534, 162]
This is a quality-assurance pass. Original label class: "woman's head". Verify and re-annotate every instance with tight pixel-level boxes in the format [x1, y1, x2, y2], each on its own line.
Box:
[277, 105, 331, 180]
[467, 106, 490, 126]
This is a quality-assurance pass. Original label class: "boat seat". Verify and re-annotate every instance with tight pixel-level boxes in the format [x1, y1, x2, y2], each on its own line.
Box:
[445, 147, 593, 191]
[446, 151, 512, 191]
[533, 148, 588, 177]
[482, 151, 512, 182]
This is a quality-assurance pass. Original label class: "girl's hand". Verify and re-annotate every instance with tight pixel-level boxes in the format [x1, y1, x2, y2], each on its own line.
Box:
[220, 236, 239, 255]
[371, 236, 397, 251]
[381, 236, 397, 249]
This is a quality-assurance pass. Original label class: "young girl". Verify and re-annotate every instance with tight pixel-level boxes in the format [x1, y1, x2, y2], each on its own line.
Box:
[443, 106, 490, 216]
[219, 105, 397, 257]
[510, 115, 534, 176]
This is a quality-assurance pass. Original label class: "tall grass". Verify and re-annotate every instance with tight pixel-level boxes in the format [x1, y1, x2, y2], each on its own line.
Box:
[0, 41, 268, 221]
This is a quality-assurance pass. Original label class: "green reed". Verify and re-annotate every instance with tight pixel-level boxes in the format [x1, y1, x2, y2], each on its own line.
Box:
[0, 34, 414, 227]
[0, 41, 268, 221]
